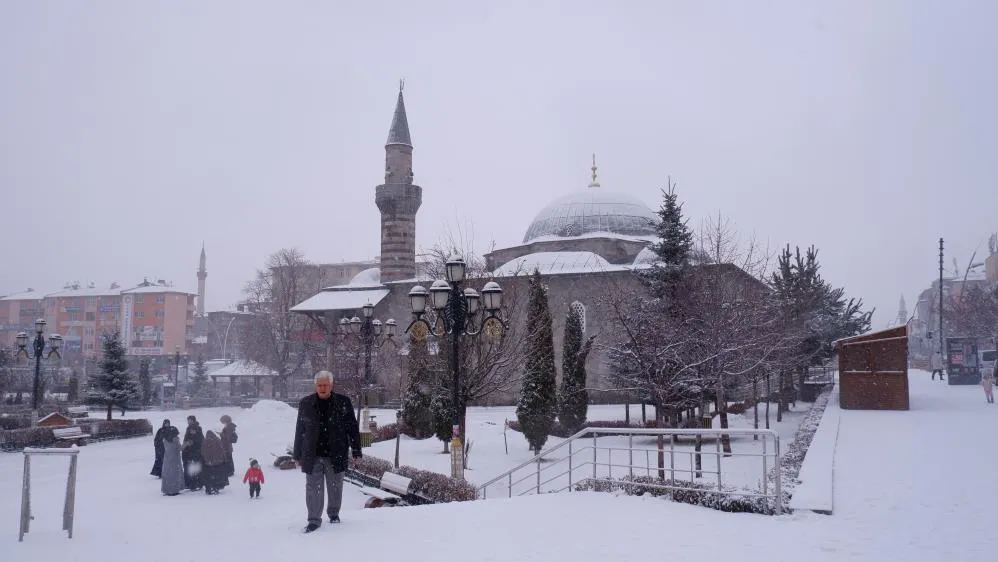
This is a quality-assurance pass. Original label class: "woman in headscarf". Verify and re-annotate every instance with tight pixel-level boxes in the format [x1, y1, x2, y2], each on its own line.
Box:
[161, 426, 184, 496]
[219, 415, 238, 477]
[181, 415, 204, 490]
[200, 430, 229, 495]
[150, 419, 171, 478]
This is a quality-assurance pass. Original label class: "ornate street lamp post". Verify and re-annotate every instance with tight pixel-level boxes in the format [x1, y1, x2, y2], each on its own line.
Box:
[16, 318, 63, 426]
[339, 303, 397, 442]
[406, 256, 506, 479]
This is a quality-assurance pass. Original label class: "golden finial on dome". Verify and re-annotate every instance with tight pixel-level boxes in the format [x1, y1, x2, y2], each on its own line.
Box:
[588, 153, 600, 188]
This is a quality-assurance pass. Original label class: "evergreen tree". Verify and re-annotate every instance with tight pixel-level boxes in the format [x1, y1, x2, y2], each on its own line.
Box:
[429, 385, 454, 453]
[643, 180, 695, 307]
[516, 270, 558, 454]
[188, 356, 214, 399]
[401, 335, 434, 438]
[138, 359, 152, 406]
[650, 181, 694, 266]
[558, 305, 594, 434]
[87, 332, 138, 420]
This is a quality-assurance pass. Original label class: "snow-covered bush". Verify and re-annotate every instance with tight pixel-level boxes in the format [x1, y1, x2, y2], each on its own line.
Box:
[0, 427, 56, 450]
[349, 455, 477, 503]
[573, 476, 782, 515]
[768, 386, 833, 500]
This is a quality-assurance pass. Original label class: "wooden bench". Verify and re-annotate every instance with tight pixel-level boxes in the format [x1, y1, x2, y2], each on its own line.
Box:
[52, 426, 90, 446]
[358, 472, 412, 506]
[66, 407, 89, 419]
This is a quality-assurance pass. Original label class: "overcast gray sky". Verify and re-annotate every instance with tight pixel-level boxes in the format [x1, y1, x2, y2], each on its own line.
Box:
[2, 1, 995, 326]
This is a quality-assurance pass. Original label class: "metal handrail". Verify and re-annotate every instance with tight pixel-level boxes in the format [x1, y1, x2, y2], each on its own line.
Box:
[477, 426, 782, 514]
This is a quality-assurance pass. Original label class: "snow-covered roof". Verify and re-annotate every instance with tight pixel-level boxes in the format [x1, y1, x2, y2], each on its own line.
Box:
[209, 360, 278, 379]
[633, 247, 659, 266]
[0, 289, 47, 301]
[291, 287, 390, 313]
[122, 284, 196, 295]
[345, 267, 381, 288]
[46, 286, 122, 298]
[523, 187, 658, 244]
[493, 251, 627, 276]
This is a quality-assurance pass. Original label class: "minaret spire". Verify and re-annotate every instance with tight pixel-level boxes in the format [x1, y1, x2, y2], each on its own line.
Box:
[197, 243, 207, 317]
[588, 153, 600, 188]
[386, 83, 412, 148]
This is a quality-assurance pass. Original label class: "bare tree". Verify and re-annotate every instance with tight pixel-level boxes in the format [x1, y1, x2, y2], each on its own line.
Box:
[240, 248, 323, 398]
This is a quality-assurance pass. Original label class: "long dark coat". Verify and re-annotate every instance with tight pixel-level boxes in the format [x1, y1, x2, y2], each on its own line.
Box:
[201, 431, 229, 491]
[292, 393, 361, 474]
[182, 423, 204, 489]
[220, 422, 238, 477]
[150, 425, 170, 477]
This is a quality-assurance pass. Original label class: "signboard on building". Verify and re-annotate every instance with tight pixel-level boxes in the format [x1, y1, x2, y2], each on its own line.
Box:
[128, 347, 163, 356]
[120, 295, 133, 347]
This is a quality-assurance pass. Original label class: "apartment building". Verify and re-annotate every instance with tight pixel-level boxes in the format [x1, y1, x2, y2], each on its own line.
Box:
[44, 283, 123, 356]
[120, 281, 196, 356]
[0, 281, 195, 360]
[0, 289, 46, 348]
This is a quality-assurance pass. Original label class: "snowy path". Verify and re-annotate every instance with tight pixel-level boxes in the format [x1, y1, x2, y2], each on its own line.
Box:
[2, 374, 995, 561]
[827, 370, 997, 559]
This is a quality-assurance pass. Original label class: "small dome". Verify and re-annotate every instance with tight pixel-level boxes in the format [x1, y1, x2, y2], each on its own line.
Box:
[348, 267, 381, 287]
[494, 251, 618, 276]
[633, 246, 659, 266]
[523, 189, 657, 244]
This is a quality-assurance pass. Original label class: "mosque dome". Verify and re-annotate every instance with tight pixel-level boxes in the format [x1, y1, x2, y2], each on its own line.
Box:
[522, 157, 658, 244]
[348, 267, 381, 287]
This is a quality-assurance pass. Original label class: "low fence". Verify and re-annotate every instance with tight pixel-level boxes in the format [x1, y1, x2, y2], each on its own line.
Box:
[477, 426, 783, 514]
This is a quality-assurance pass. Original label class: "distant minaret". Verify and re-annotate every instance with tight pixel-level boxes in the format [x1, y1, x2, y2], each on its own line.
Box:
[895, 294, 908, 326]
[197, 243, 207, 317]
[375, 81, 422, 283]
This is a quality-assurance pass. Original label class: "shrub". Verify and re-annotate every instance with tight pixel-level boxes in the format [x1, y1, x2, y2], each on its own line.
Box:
[79, 418, 153, 440]
[573, 475, 782, 515]
[726, 402, 751, 415]
[349, 454, 477, 503]
[0, 416, 30, 431]
[769, 386, 833, 500]
[0, 427, 56, 450]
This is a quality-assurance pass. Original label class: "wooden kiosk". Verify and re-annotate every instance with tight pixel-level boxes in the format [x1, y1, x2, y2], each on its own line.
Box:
[836, 325, 910, 410]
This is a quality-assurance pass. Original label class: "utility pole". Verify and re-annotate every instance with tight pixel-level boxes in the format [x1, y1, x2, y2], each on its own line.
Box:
[939, 238, 944, 358]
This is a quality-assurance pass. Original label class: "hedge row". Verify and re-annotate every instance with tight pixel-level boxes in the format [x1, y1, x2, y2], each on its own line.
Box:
[0, 418, 153, 451]
[573, 476, 779, 515]
[350, 455, 478, 503]
[768, 385, 834, 500]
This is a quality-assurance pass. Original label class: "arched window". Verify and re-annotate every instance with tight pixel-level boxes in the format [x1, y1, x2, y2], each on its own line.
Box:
[570, 301, 587, 334]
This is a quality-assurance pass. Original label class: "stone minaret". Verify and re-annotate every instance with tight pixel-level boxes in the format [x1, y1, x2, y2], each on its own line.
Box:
[375, 82, 422, 283]
[895, 294, 908, 326]
[197, 243, 207, 317]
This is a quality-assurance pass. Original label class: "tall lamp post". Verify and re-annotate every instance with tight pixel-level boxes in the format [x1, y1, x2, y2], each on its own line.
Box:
[339, 303, 397, 439]
[16, 319, 63, 426]
[405, 256, 506, 479]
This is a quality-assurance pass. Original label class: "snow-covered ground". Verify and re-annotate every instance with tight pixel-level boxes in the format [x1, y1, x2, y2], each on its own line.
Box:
[2, 370, 994, 561]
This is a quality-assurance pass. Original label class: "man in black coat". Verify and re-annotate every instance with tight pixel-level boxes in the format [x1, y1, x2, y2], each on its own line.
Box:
[293, 370, 362, 533]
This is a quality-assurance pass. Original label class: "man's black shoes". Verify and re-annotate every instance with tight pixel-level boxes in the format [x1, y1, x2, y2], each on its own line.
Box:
[304, 523, 320, 534]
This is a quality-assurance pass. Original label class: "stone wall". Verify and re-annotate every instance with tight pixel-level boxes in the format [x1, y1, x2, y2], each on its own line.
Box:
[371, 269, 645, 405]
